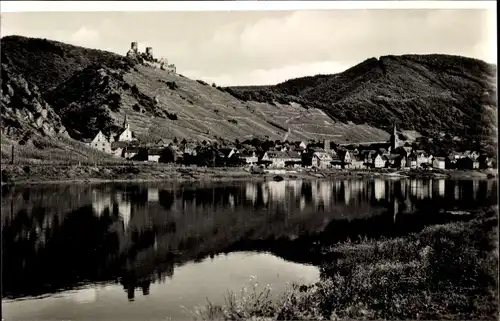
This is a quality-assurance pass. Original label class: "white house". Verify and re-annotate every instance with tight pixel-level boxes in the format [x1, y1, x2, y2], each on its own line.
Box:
[373, 154, 386, 168]
[432, 157, 446, 169]
[312, 152, 333, 169]
[263, 151, 301, 168]
[148, 148, 163, 162]
[118, 116, 134, 142]
[241, 151, 259, 164]
[89, 131, 111, 153]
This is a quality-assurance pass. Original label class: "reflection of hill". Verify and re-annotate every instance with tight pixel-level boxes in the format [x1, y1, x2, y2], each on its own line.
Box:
[1, 179, 496, 299]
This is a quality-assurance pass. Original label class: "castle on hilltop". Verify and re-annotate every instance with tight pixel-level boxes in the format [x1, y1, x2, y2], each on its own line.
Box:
[126, 41, 176, 74]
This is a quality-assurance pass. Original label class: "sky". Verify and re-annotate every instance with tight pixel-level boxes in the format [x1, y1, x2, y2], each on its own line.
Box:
[1, 5, 496, 86]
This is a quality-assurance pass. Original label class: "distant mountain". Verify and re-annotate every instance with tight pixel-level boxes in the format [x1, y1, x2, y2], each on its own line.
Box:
[227, 55, 497, 144]
[0, 36, 389, 152]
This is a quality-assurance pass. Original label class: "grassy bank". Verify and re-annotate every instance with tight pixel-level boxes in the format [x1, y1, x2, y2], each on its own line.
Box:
[194, 206, 498, 320]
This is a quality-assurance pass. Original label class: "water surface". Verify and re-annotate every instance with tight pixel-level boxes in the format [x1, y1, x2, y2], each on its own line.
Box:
[2, 178, 497, 320]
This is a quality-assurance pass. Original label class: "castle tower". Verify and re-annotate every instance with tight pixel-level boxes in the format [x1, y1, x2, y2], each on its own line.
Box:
[390, 122, 399, 152]
[145, 47, 153, 57]
[131, 42, 138, 53]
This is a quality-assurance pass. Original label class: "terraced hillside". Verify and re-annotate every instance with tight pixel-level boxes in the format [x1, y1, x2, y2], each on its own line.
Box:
[227, 55, 497, 145]
[1, 36, 390, 148]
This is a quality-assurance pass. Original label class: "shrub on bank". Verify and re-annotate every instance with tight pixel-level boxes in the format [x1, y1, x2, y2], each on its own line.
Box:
[194, 207, 498, 320]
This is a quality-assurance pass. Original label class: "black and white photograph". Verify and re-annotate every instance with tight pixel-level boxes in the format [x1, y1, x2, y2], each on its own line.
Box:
[1, 1, 498, 320]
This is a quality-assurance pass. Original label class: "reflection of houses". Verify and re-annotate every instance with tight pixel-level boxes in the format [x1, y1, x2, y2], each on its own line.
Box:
[343, 180, 351, 205]
[116, 193, 132, 230]
[91, 191, 113, 216]
[267, 181, 287, 201]
[374, 179, 386, 200]
[245, 183, 258, 204]
[148, 188, 160, 202]
[312, 181, 332, 208]
[437, 179, 445, 197]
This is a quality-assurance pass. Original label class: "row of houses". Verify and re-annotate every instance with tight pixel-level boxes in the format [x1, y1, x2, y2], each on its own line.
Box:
[84, 119, 495, 170]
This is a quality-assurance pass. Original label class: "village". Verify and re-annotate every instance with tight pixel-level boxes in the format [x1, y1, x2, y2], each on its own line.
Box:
[85, 115, 496, 172]
[80, 41, 497, 173]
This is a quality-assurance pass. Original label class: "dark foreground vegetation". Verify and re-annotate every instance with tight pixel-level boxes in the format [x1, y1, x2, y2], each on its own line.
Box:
[194, 206, 498, 320]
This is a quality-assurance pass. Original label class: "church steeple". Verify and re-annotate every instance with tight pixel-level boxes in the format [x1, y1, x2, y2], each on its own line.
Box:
[390, 121, 399, 151]
[123, 114, 130, 130]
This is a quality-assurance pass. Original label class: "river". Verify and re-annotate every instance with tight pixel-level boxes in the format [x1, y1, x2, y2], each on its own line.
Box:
[1, 178, 497, 320]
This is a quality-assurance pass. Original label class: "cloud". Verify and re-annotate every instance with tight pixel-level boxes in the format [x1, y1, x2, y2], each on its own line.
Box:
[69, 26, 100, 46]
[183, 60, 352, 86]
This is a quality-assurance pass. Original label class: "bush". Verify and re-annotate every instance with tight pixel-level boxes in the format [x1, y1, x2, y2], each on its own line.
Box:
[165, 111, 178, 120]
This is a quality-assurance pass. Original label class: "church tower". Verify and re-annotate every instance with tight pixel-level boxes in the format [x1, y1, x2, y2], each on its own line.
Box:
[123, 114, 130, 130]
[390, 122, 399, 152]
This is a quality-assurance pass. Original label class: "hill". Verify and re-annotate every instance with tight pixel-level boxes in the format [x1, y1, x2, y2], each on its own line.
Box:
[0, 36, 390, 161]
[227, 55, 497, 145]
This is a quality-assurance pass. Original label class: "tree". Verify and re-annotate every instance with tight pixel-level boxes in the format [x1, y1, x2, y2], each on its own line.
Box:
[159, 147, 175, 163]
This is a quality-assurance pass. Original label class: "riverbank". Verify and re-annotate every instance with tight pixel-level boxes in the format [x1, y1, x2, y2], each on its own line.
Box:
[194, 206, 498, 320]
[1, 163, 497, 185]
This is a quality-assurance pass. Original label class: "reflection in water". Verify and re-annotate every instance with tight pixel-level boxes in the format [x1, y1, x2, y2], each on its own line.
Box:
[1, 178, 497, 305]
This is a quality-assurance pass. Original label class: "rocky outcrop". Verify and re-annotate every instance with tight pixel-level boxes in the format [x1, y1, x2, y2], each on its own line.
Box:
[1, 63, 68, 138]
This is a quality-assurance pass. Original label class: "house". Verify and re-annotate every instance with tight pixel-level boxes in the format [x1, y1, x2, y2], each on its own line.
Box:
[396, 155, 407, 169]
[312, 151, 333, 169]
[299, 141, 308, 150]
[89, 131, 112, 154]
[408, 153, 418, 169]
[463, 150, 480, 160]
[456, 156, 480, 170]
[351, 154, 366, 169]
[330, 155, 343, 169]
[373, 154, 386, 168]
[361, 150, 378, 166]
[413, 150, 430, 168]
[111, 141, 130, 157]
[432, 157, 446, 169]
[385, 154, 400, 168]
[478, 154, 492, 169]
[147, 148, 163, 162]
[117, 115, 135, 142]
[155, 138, 173, 147]
[123, 146, 142, 160]
[220, 147, 239, 159]
[264, 151, 301, 168]
[240, 150, 259, 165]
[337, 150, 352, 169]
[183, 143, 198, 156]
[445, 155, 457, 169]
